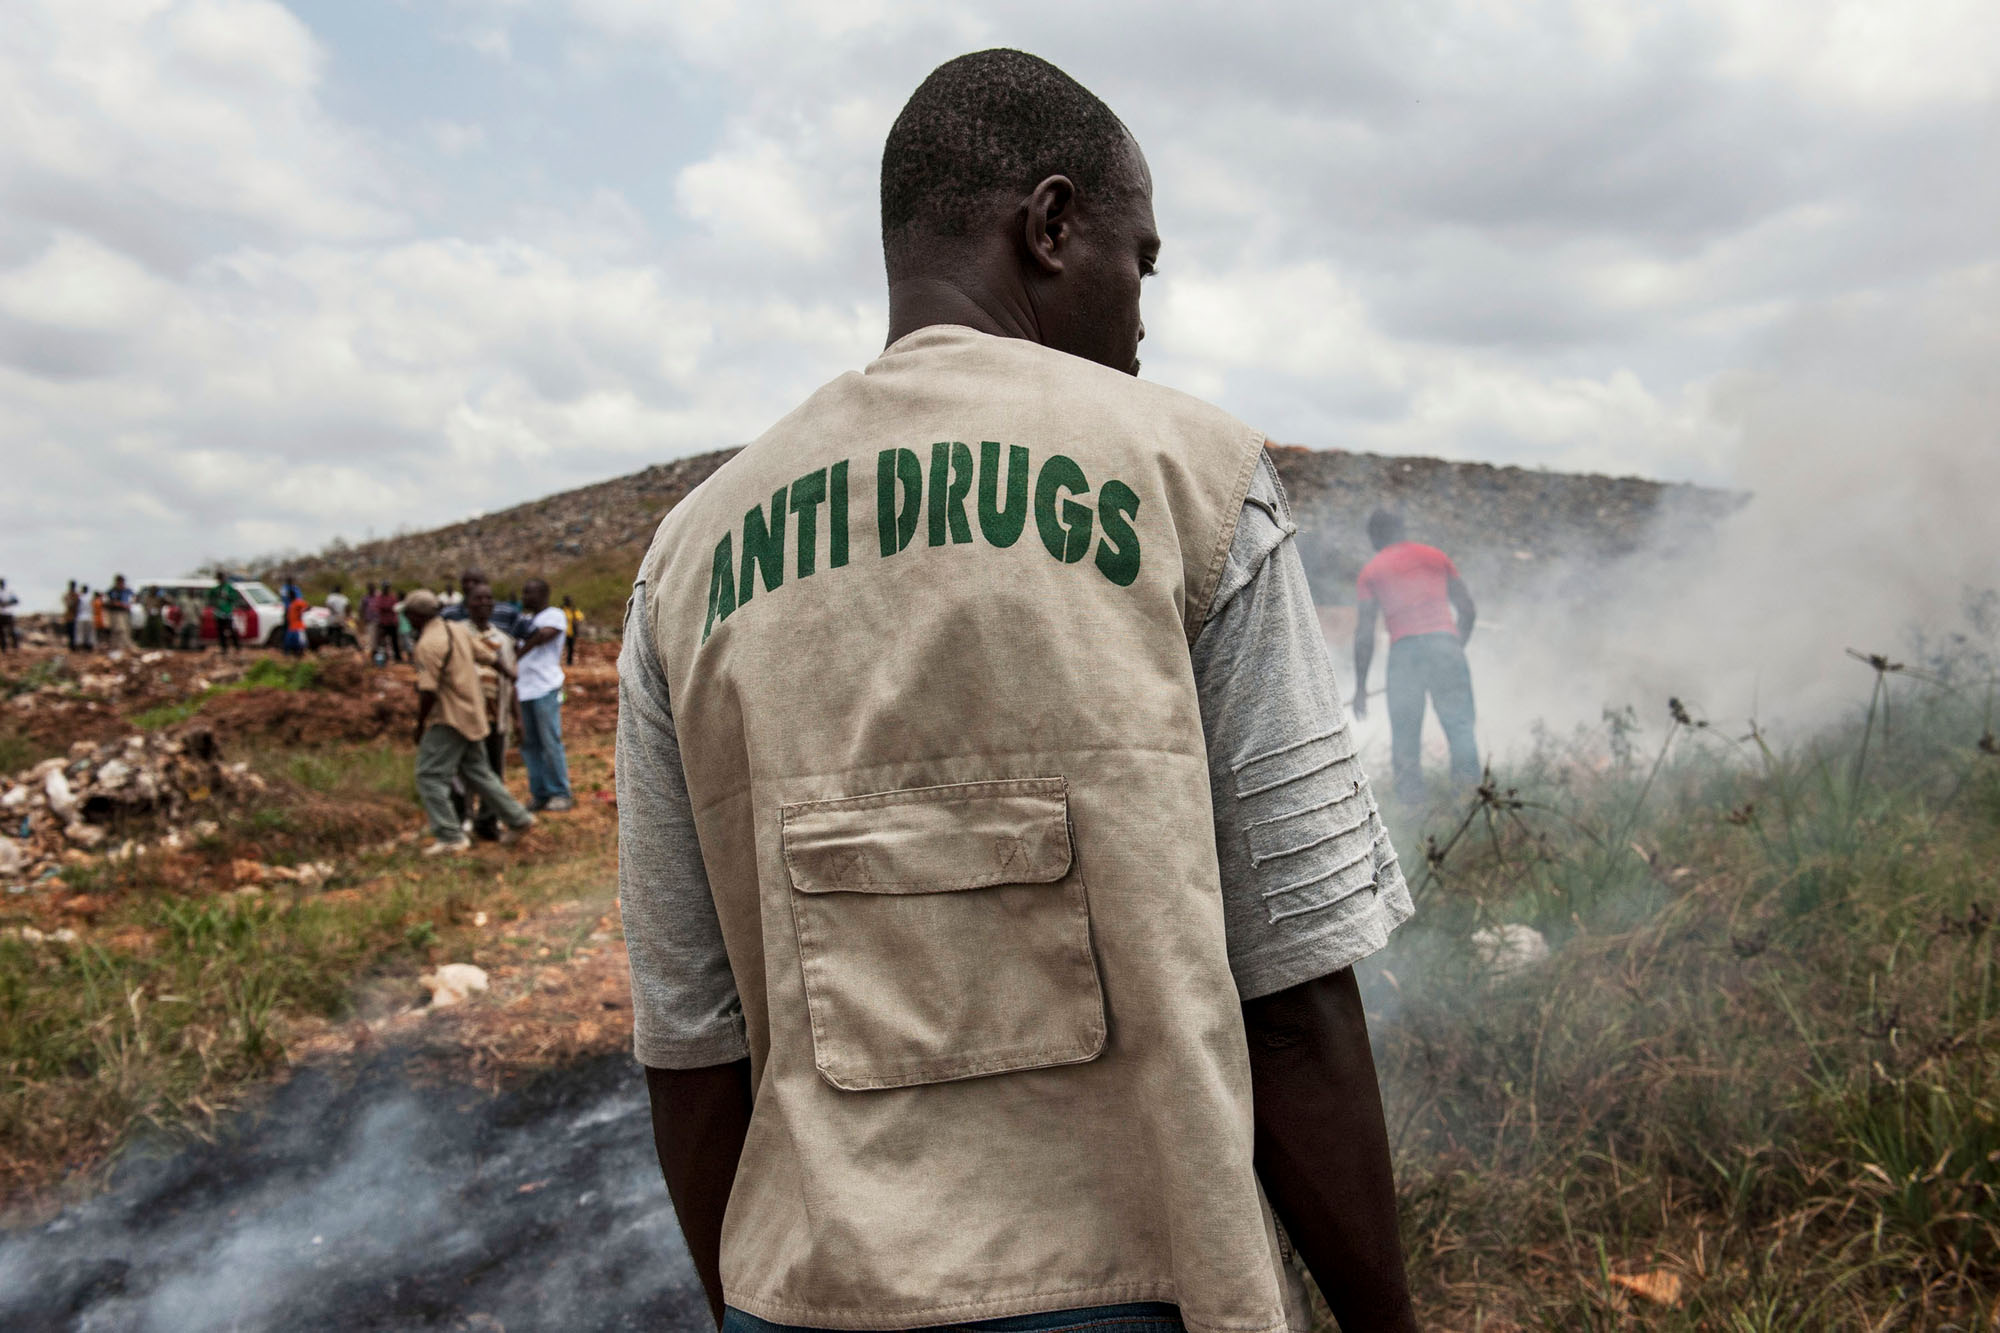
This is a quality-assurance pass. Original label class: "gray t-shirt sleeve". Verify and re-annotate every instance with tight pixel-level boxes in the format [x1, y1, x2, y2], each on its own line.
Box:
[1193, 452, 1415, 1001]
[616, 581, 750, 1069]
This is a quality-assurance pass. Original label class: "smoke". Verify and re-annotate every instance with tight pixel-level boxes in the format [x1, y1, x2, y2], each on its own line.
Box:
[0, 1054, 705, 1333]
[1351, 263, 2000, 764]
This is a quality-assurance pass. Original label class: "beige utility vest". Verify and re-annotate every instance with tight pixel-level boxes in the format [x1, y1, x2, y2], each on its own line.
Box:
[640, 325, 1292, 1333]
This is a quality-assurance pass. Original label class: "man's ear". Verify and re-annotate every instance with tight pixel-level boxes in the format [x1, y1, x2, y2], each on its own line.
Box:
[1021, 174, 1077, 276]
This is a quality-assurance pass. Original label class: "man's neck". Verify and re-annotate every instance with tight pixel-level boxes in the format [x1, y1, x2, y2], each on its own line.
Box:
[883, 274, 1038, 351]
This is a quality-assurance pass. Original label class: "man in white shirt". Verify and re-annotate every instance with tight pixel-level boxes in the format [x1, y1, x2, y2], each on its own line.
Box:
[514, 577, 573, 813]
[324, 584, 350, 628]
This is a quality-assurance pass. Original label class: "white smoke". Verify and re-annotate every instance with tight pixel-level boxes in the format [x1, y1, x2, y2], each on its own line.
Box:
[1350, 262, 2000, 767]
[0, 1057, 702, 1332]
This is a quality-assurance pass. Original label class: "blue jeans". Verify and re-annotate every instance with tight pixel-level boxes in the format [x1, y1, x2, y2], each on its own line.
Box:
[722, 1302, 1185, 1333]
[517, 691, 572, 805]
[1387, 630, 1480, 804]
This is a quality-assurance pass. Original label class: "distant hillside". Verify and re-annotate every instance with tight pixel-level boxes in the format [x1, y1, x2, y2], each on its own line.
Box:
[277, 444, 1741, 631]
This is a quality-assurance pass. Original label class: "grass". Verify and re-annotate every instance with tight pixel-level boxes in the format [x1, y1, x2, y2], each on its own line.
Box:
[0, 734, 615, 1204]
[133, 655, 324, 730]
[1370, 645, 2000, 1329]
[0, 728, 60, 777]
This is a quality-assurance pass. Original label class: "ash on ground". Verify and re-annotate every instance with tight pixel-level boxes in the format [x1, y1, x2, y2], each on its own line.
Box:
[0, 1054, 705, 1332]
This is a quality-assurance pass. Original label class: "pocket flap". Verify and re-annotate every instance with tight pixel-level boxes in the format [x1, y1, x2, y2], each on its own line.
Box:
[782, 777, 1071, 895]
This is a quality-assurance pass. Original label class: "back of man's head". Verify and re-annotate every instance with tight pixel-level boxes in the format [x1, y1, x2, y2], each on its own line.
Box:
[1367, 509, 1407, 551]
[881, 50, 1132, 276]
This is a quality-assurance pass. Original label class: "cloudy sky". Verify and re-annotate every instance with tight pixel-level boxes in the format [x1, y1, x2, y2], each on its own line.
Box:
[2, 0, 1995, 610]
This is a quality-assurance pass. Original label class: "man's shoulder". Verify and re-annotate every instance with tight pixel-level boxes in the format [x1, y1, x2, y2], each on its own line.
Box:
[1406, 541, 1454, 568]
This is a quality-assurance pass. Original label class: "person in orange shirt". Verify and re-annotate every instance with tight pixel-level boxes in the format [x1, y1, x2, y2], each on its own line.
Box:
[1351, 509, 1479, 804]
[283, 592, 308, 657]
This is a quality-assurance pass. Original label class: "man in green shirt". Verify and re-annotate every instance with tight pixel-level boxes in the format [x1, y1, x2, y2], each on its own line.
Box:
[208, 574, 242, 655]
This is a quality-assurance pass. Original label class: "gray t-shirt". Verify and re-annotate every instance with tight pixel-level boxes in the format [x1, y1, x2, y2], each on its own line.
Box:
[617, 451, 1413, 1069]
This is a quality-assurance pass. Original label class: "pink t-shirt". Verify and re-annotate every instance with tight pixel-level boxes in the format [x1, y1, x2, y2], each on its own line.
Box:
[1356, 542, 1459, 642]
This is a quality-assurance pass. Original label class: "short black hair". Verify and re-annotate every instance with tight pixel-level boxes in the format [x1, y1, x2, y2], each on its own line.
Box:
[1367, 509, 1406, 549]
[881, 50, 1134, 260]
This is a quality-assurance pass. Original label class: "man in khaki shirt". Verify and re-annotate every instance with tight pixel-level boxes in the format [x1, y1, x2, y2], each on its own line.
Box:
[407, 589, 535, 855]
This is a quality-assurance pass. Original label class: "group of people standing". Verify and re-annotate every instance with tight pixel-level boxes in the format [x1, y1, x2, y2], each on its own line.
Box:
[407, 570, 577, 853]
[42, 572, 247, 655]
[57, 576, 135, 653]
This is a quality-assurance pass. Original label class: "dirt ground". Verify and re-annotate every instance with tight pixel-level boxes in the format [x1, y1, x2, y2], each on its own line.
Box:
[2, 636, 643, 1206]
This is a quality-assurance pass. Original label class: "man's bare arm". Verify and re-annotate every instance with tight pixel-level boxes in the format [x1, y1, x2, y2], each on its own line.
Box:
[519, 626, 561, 651]
[1351, 598, 1379, 719]
[1447, 576, 1476, 645]
[1244, 968, 1417, 1333]
[645, 1059, 754, 1329]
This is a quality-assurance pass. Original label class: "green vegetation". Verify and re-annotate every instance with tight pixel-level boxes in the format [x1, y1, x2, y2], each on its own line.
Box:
[0, 743, 615, 1200]
[1371, 650, 2000, 1329]
[0, 728, 59, 777]
[541, 543, 649, 629]
[133, 656, 323, 730]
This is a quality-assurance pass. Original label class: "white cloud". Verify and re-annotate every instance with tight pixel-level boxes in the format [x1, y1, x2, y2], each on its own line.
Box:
[423, 121, 489, 156]
[1702, 0, 2000, 107]
[0, 232, 176, 331]
[0, 0, 395, 247]
[675, 140, 838, 259]
[0, 0, 1993, 624]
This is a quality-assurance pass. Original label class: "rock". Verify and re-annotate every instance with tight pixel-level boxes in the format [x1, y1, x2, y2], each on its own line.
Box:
[263, 861, 334, 889]
[420, 963, 490, 1008]
[95, 759, 132, 790]
[44, 770, 77, 822]
[1471, 924, 1550, 978]
[0, 840, 20, 875]
[65, 823, 108, 849]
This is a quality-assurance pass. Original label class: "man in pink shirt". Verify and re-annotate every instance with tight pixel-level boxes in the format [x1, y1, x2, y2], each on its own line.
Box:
[1351, 510, 1479, 804]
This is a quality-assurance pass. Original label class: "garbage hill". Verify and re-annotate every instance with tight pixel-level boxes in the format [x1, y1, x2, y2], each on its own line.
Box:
[274, 445, 1742, 627]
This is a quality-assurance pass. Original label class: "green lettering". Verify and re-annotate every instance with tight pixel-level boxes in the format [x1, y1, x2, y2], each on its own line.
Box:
[928, 441, 974, 546]
[876, 447, 921, 556]
[977, 440, 1029, 548]
[789, 468, 827, 579]
[1034, 453, 1094, 564]
[738, 485, 787, 604]
[829, 459, 849, 567]
[1094, 479, 1142, 587]
[702, 531, 736, 642]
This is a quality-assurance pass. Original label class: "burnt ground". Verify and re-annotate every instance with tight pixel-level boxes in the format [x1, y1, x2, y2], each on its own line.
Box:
[0, 1053, 705, 1332]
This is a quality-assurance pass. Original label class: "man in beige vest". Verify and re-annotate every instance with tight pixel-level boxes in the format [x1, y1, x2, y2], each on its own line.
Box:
[407, 589, 536, 855]
[620, 50, 1417, 1333]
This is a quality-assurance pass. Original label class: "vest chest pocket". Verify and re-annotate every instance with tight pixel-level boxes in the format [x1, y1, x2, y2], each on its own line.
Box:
[780, 777, 1106, 1091]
